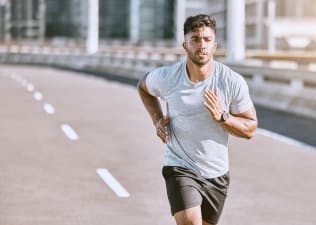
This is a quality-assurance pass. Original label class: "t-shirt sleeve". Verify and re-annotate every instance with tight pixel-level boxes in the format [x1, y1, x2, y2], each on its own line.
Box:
[230, 74, 254, 114]
[145, 67, 166, 97]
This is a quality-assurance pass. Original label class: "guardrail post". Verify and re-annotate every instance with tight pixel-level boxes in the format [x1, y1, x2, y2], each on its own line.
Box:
[86, 0, 99, 54]
[226, 0, 245, 63]
[267, 0, 276, 53]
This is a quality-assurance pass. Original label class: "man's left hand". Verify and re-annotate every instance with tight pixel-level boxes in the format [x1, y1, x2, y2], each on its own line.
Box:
[204, 89, 223, 121]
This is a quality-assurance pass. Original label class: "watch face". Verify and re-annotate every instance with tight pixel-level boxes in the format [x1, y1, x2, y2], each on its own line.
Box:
[221, 112, 229, 122]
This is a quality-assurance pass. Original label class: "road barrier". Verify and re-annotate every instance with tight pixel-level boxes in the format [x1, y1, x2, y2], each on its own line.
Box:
[1, 43, 316, 119]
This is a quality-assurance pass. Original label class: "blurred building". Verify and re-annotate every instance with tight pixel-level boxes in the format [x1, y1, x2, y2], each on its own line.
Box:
[0, 0, 45, 41]
[0, 0, 315, 50]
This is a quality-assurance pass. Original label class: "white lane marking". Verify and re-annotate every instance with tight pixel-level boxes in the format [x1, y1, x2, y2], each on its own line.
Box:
[257, 128, 316, 152]
[21, 80, 28, 87]
[27, 83, 35, 92]
[14, 75, 22, 83]
[61, 124, 79, 141]
[43, 103, 55, 115]
[96, 168, 130, 198]
[33, 92, 43, 101]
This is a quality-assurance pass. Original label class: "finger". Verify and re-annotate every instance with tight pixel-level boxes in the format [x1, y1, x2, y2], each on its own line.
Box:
[204, 89, 217, 103]
[157, 124, 168, 136]
[204, 102, 216, 115]
[158, 130, 168, 143]
[156, 117, 169, 143]
[205, 88, 218, 98]
[204, 92, 216, 104]
[204, 93, 217, 109]
[161, 126, 169, 136]
[205, 89, 222, 111]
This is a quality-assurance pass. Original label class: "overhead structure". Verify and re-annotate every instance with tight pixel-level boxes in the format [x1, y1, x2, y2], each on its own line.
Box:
[226, 0, 245, 63]
[86, 0, 99, 54]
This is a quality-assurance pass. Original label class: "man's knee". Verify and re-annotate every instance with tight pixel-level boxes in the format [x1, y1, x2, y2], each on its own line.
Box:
[174, 206, 202, 225]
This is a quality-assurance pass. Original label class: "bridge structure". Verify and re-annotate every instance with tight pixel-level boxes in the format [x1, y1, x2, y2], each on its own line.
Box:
[1, 1, 316, 224]
[1, 40, 316, 120]
[0, 63, 316, 225]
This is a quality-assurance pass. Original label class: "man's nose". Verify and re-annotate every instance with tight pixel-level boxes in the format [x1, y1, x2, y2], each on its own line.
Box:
[198, 39, 206, 48]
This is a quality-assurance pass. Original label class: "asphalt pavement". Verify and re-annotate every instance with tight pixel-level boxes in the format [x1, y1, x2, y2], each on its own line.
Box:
[0, 65, 315, 225]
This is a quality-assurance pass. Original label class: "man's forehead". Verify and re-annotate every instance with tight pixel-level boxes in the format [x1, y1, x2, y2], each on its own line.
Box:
[189, 26, 215, 37]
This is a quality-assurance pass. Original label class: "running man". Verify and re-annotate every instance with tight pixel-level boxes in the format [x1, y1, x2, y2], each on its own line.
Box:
[137, 14, 258, 225]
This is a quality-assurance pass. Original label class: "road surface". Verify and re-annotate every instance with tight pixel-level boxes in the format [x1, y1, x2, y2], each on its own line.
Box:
[0, 65, 315, 225]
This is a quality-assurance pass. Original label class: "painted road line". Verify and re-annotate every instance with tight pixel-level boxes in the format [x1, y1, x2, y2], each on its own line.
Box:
[96, 168, 130, 198]
[14, 75, 22, 83]
[43, 103, 55, 115]
[257, 128, 316, 152]
[21, 79, 28, 87]
[27, 83, 35, 92]
[33, 92, 43, 101]
[61, 124, 79, 141]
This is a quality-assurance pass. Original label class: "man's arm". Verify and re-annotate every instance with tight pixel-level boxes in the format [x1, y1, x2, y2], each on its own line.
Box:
[220, 107, 257, 139]
[204, 89, 258, 139]
[137, 75, 169, 143]
[137, 74, 163, 125]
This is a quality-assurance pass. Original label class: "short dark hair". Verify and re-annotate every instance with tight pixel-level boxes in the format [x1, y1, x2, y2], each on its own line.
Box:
[183, 14, 216, 35]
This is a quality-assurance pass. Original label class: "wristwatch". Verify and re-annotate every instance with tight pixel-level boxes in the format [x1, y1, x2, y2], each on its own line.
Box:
[220, 111, 229, 122]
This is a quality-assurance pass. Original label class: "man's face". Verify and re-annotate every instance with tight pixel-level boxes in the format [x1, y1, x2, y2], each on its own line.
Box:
[183, 26, 217, 66]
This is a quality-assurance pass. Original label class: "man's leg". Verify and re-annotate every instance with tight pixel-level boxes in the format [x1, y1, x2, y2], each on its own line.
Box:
[174, 206, 216, 225]
[174, 206, 202, 225]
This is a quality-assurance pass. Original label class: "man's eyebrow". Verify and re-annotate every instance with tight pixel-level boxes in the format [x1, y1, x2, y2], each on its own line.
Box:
[190, 35, 214, 39]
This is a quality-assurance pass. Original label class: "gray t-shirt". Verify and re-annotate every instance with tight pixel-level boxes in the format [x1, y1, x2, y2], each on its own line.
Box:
[146, 60, 253, 178]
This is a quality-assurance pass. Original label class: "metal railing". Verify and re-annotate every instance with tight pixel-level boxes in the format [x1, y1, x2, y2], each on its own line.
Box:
[1, 42, 316, 119]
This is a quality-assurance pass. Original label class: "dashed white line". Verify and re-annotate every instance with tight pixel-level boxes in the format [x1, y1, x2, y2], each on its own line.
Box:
[27, 84, 35, 92]
[33, 91, 43, 101]
[96, 168, 130, 198]
[61, 124, 79, 141]
[21, 80, 28, 87]
[43, 103, 55, 115]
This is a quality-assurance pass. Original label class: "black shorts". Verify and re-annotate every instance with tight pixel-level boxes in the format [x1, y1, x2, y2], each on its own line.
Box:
[162, 166, 230, 225]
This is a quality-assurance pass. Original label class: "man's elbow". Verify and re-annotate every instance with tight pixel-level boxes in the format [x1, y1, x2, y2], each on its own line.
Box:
[244, 122, 258, 139]
[244, 131, 256, 139]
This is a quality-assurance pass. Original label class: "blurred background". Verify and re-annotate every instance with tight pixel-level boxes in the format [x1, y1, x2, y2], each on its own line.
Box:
[1, 1, 316, 225]
[1, 0, 316, 132]
[0, 0, 316, 50]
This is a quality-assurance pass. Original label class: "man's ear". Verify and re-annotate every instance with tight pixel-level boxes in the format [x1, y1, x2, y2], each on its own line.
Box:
[182, 42, 187, 50]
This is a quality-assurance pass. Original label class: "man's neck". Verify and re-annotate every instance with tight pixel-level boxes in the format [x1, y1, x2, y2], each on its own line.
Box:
[186, 59, 214, 83]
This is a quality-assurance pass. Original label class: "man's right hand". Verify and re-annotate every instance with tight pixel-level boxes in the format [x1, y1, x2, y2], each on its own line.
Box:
[155, 116, 169, 143]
